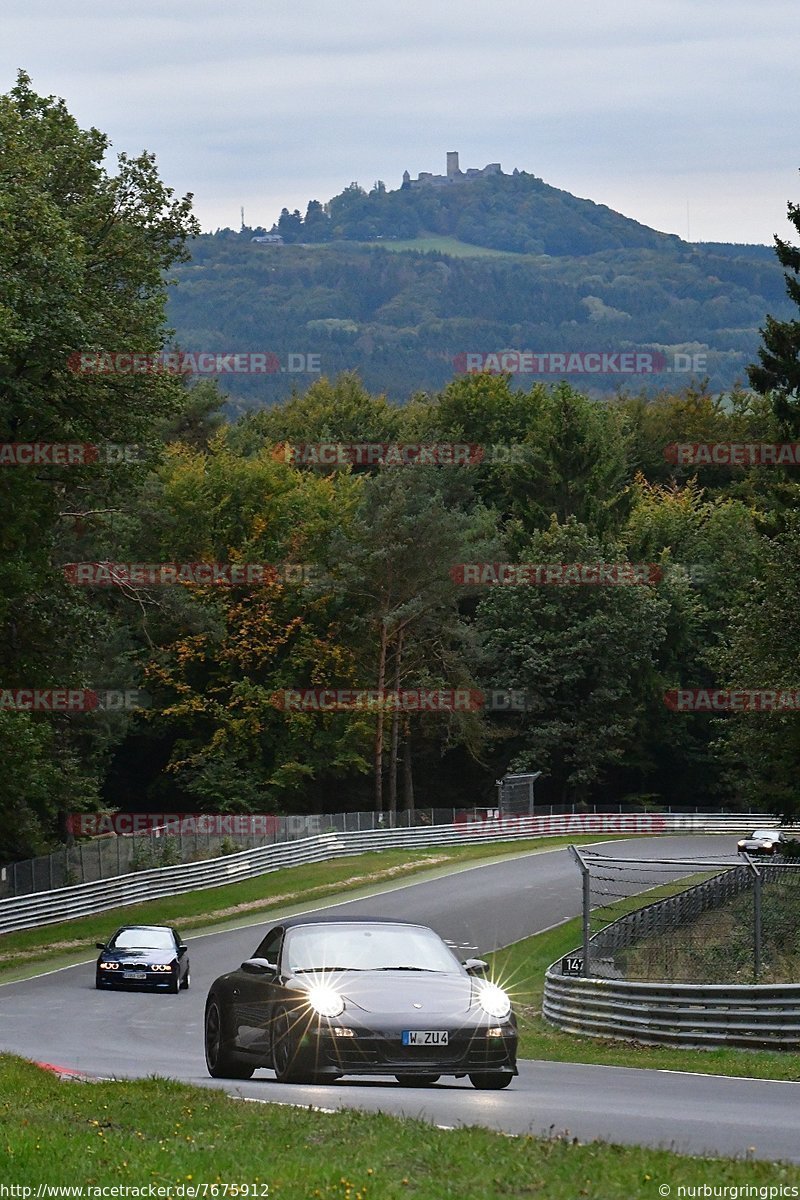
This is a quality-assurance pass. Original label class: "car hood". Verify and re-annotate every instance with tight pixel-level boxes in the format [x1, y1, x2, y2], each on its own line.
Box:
[100, 948, 176, 964]
[293, 970, 481, 1015]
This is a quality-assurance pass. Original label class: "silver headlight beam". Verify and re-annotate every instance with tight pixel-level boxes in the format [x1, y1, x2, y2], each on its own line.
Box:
[477, 982, 511, 1020]
[305, 982, 345, 1018]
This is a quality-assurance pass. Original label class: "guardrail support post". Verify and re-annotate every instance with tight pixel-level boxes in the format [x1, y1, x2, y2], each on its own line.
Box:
[754, 864, 762, 980]
[570, 845, 591, 978]
[743, 854, 762, 980]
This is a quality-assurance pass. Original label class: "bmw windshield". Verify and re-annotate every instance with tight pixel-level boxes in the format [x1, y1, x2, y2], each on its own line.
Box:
[110, 929, 175, 951]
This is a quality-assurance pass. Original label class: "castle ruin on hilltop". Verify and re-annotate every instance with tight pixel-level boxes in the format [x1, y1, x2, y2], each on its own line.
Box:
[402, 151, 505, 189]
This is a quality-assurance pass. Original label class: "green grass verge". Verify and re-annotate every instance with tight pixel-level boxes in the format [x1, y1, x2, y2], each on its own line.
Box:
[619, 874, 800, 984]
[489, 918, 800, 1082]
[2, 1054, 791, 1196]
[0, 836, 612, 982]
[353, 234, 520, 257]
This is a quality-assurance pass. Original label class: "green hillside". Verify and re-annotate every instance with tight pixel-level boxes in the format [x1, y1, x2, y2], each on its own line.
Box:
[166, 174, 792, 408]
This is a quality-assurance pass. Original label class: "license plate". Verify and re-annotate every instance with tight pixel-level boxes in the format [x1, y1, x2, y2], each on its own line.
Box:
[402, 1030, 449, 1046]
[123, 971, 147, 980]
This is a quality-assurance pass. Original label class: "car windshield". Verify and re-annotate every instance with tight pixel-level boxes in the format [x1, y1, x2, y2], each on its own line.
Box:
[284, 923, 462, 975]
[110, 928, 175, 951]
[750, 830, 780, 839]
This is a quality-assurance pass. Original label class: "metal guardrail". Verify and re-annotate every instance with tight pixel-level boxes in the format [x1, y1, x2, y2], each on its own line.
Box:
[0, 806, 774, 900]
[544, 850, 800, 1048]
[542, 971, 800, 1049]
[0, 811, 766, 936]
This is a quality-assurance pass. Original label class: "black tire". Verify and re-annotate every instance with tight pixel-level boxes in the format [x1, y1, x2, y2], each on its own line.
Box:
[205, 998, 254, 1080]
[396, 1074, 440, 1086]
[168, 972, 180, 994]
[180, 969, 191, 991]
[272, 1007, 317, 1084]
[469, 1072, 513, 1090]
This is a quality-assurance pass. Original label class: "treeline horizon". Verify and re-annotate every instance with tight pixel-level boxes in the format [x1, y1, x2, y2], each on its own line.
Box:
[2, 74, 799, 864]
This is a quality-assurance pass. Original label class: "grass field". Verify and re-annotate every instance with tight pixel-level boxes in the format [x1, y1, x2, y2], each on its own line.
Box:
[352, 234, 521, 258]
[2, 1054, 793, 1198]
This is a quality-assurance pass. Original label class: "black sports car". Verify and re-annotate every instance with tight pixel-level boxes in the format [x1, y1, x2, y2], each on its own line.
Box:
[95, 924, 190, 993]
[204, 915, 517, 1088]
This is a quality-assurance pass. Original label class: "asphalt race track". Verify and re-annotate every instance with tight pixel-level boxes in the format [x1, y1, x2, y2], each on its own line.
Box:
[3, 834, 800, 1162]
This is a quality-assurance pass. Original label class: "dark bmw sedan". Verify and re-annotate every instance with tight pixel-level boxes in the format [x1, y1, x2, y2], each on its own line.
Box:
[204, 915, 517, 1088]
[95, 925, 190, 993]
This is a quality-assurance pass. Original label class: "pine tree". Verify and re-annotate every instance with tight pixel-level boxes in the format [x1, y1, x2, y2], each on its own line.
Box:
[748, 175, 800, 434]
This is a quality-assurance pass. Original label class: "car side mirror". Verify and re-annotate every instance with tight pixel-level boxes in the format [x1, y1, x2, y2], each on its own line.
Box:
[464, 958, 489, 976]
[177, 944, 188, 956]
[241, 958, 277, 974]
[96, 943, 106, 950]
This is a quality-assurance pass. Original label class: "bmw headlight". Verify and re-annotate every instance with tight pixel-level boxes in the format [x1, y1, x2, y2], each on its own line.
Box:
[477, 982, 511, 1020]
[100, 962, 119, 971]
[305, 983, 345, 1018]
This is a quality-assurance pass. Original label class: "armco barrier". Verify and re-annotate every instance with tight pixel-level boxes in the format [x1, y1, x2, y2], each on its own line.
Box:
[0, 811, 769, 935]
[0, 806, 773, 900]
[542, 971, 800, 1049]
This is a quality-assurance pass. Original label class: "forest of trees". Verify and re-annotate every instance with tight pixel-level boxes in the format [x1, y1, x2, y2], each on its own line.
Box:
[2, 75, 800, 863]
[268, 172, 685, 254]
[168, 228, 792, 405]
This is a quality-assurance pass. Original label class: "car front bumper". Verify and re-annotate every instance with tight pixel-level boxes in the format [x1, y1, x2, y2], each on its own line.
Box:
[97, 966, 179, 988]
[292, 1017, 518, 1078]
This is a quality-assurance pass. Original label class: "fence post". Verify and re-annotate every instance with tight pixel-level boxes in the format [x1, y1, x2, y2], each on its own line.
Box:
[753, 863, 762, 980]
[570, 845, 591, 978]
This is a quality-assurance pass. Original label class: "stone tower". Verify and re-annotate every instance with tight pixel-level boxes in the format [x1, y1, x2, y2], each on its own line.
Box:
[446, 151, 460, 178]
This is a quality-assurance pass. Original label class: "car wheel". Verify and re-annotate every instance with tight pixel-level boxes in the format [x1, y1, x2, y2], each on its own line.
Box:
[272, 1008, 318, 1084]
[168, 972, 180, 994]
[205, 998, 254, 1080]
[396, 1074, 440, 1086]
[469, 1073, 513, 1090]
[180, 970, 191, 991]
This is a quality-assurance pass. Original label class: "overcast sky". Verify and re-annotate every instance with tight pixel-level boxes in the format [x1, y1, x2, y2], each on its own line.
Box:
[3, 0, 798, 244]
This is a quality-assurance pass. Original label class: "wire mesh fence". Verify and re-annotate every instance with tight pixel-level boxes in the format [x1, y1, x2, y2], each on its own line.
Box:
[571, 847, 800, 984]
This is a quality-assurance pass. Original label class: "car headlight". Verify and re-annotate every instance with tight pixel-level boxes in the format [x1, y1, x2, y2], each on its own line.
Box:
[476, 982, 511, 1020]
[305, 983, 345, 1018]
[150, 963, 173, 972]
[100, 962, 119, 970]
